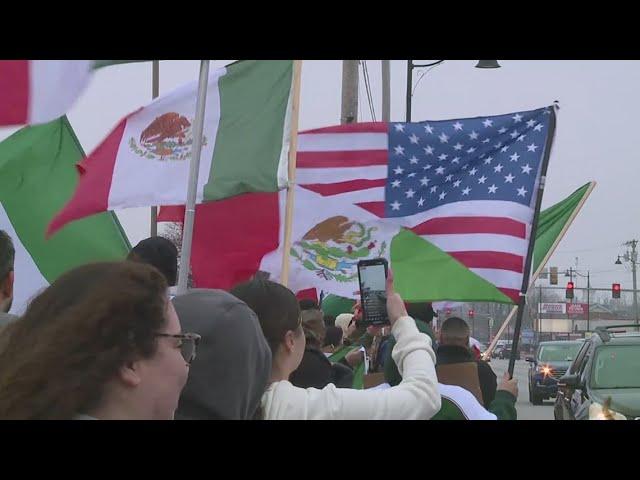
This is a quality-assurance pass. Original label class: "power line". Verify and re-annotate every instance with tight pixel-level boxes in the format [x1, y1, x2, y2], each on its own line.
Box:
[411, 62, 444, 97]
[361, 61, 376, 121]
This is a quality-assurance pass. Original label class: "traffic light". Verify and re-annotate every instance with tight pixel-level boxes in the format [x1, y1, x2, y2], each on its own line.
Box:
[566, 281, 574, 299]
[612, 283, 621, 299]
[468, 309, 475, 318]
[550, 266, 558, 285]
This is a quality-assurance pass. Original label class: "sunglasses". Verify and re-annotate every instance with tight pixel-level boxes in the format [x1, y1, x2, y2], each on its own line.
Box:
[155, 332, 201, 364]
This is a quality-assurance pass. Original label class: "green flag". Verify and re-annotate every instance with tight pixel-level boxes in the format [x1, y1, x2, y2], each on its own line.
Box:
[0, 117, 131, 313]
[392, 229, 513, 303]
[533, 182, 593, 273]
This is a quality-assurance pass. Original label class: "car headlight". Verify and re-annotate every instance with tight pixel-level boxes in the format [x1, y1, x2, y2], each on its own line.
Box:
[589, 402, 626, 420]
[537, 365, 552, 377]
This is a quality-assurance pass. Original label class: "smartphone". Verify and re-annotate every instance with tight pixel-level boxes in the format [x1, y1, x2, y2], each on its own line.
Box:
[357, 258, 390, 326]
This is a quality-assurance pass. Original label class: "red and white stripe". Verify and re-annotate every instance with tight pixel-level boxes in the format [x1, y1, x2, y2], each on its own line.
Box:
[0, 60, 93, 126]
[296, 122, 533, 303]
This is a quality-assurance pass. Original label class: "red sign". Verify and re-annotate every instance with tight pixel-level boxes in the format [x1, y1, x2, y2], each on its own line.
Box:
[566, 303, 588, 317]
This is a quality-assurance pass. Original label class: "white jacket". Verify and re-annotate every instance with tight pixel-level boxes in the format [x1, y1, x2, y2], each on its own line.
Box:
[261, 315, 441, 420]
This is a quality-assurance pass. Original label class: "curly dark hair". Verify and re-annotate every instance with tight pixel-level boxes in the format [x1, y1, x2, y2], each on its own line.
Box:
[0, 261, 169, 420]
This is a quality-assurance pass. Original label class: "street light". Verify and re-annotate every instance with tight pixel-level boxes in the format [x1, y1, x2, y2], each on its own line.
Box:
[615, 255, 623, 265]
[405, 60, 501, 121]
[475, 60, 501, 69]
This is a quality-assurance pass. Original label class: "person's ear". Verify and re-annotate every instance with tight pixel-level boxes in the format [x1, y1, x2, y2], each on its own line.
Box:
[118, 360, 143, 388]
[284, 330, 298, 353]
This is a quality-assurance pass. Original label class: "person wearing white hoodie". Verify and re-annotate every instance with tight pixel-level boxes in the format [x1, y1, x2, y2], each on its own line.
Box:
[230, 271, 441, 420]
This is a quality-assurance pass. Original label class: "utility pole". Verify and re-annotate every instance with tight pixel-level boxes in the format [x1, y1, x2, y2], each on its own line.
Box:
[623, 240, 638, 325]
[587, 271, 590, 332]
[381, 60, 390, 122]
[341, 60, 359, 124]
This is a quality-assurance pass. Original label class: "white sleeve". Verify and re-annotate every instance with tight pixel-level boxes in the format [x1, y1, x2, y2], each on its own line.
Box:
[263, 316, 440, 420]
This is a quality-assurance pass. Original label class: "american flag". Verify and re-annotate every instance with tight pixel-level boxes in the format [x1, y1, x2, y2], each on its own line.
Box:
[296, 106, 555, 303]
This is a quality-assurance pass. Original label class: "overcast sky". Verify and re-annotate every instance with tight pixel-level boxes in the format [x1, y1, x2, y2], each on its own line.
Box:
[1, 60, 637, 294]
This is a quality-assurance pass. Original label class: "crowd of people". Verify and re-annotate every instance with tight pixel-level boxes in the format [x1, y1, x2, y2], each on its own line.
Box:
[0, 231, 518, 420]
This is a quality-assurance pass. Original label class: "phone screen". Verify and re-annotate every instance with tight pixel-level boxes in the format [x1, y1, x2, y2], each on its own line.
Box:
[358, 261, 389, 325]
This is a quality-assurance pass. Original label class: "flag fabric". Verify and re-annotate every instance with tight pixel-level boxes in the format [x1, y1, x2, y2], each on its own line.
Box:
[306, 182, 596, 316]
[48, 60, 295, 236]
[0, 60, 93, 127]
[532, 182, 593, 273]
[160, 106, 555, 304]
[0, 117, 131, 314]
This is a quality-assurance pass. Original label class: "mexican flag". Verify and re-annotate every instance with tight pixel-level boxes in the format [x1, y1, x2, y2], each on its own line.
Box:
[49, 60, 296, 236]
[0, 118, 130, 314]
[0, 61, 93, 127]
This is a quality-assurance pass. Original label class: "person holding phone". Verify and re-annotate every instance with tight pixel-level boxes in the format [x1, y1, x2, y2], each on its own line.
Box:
[230, 270, 441, 420]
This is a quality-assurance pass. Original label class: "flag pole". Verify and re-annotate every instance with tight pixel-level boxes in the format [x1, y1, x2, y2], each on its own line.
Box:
[280, 60, 303, 287]
[150, 60, 160, 237]
[177, 60, 210, 294]
[507, 105, 558, 378]
[483, 181, 596, 359]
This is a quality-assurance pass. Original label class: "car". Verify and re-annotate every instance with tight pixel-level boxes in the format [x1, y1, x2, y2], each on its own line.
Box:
[527, 339, 584, 405]
[554, 324, 640, 420]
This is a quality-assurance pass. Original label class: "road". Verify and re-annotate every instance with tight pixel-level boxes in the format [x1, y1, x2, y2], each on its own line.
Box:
[488, 359, 555, 420]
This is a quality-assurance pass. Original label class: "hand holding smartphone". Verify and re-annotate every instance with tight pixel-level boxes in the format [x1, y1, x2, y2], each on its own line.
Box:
[357, 258, 390, 326]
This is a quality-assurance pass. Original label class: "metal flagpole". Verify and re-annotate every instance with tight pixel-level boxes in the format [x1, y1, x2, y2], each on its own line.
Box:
[177, 60, 210, 294]
[150, 60, 160, 237]
[507, 104, 558, 378]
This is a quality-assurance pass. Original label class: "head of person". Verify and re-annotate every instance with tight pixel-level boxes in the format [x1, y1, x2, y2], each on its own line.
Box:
[172, 289, 272, 420]
[335, 313, 354, 338]
[299, 298, 320, 312]
[323, 326, 343, 349]
[0, 261, 193, 420]
[127, 236, 178, 287]
[406, 302, 436, 324]
[231, 278, 304, 380]
[301, 308, 326, 349]
[0, 230, 15, 313]
[439, 316, 470, 349]
[323, 314, 336, 327]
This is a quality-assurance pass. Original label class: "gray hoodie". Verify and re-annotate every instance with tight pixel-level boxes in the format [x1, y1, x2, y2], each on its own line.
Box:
[172, 289, 272, 420]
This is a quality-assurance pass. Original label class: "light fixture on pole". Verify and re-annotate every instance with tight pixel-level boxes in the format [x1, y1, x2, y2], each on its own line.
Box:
[406, 60, 500, 122]
[615, 255, 623, 265]
[475, 60, 501, 69]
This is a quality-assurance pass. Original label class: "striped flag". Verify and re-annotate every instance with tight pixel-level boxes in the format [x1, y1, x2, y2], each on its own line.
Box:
[0, 61, 93, 126]
[48, 60, 295, 236]
[160, 106, 555, 304]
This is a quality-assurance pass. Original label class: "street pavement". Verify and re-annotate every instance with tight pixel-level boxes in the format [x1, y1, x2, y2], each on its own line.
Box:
[488, 359, 555, 420]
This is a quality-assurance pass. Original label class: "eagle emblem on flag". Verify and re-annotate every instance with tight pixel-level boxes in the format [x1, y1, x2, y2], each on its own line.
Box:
[128, 112, 207, 161]
[290, 216, 387, 282]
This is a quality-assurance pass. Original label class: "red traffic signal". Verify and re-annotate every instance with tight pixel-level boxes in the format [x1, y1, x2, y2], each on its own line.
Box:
[612, 283, 621, 299]
[566, 282, 574, 299]
[468, 309, 475, 318]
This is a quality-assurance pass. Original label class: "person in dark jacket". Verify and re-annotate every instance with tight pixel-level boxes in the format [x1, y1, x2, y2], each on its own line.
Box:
[437, 316, 497, 406]
[289, 309, 354, 389]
